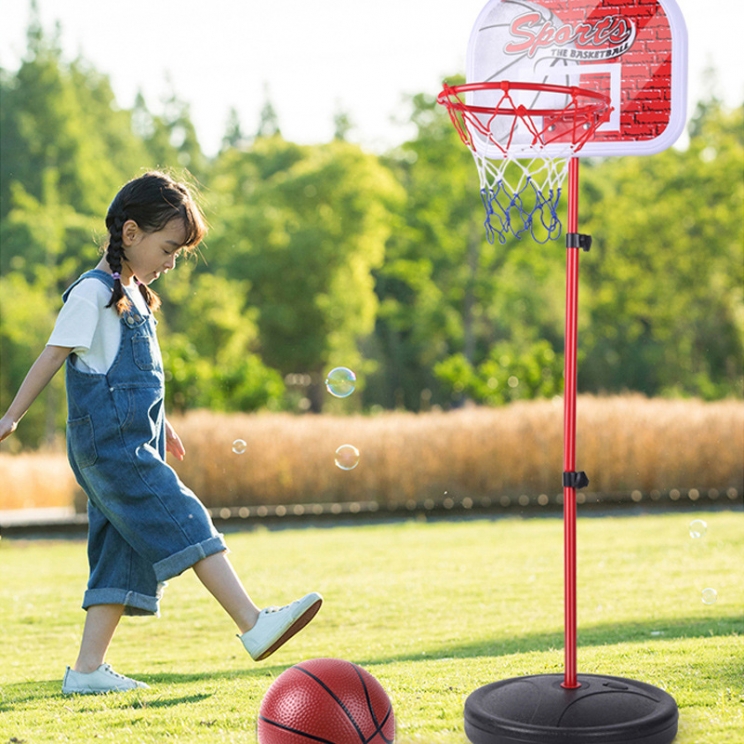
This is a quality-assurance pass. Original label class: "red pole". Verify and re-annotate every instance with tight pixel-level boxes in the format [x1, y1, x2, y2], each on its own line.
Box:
[562, 158, 581, 689]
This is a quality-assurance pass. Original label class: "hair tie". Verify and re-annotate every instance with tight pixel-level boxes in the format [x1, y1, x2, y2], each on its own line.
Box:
[112, 272, 121, 280]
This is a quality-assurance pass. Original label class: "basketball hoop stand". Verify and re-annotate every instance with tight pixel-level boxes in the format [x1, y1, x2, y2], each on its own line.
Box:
[462, 159, 679, 744]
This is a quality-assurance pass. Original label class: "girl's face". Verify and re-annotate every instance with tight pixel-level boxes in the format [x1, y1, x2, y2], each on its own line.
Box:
[122, 218, 187, 285]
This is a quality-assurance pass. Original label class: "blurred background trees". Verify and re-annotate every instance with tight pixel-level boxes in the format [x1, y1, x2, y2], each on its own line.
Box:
[1, 18, 742, 449]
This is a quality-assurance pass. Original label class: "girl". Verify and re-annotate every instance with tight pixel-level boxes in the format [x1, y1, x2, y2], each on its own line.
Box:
[0, 171, 322, 694]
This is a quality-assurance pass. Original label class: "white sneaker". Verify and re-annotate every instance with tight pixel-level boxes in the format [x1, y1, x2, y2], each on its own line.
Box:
[239, 592, 323, 661]
[62, 664, 149, 694]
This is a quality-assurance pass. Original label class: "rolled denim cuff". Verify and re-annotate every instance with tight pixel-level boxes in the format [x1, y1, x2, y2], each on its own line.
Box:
[83, 584, 167, 617]
[153, 534, 227, 582]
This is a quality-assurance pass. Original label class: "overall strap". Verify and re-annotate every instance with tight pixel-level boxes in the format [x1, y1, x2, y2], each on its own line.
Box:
[62, 269, 115, 303]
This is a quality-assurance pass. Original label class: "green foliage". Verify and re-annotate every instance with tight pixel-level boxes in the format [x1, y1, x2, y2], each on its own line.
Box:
[580, 100, 744, 399]
[378, 87, 742, 409]
[158, 269, 285, 412]
[0, 29, 149, 221]
[208, 136, 404, 410]
[0, 169, 99, 449]
[0, 20, 277, 432]
[220, 107, 247, 152]
[435, 340, 564, 405]
[0, 14, 741, 449]
[157, 90, 209, 179]
[0, 272, 63, 449]
[374, 86, 567, 410]
[0, 170, 101, 285]
[256, 92, 282, 139]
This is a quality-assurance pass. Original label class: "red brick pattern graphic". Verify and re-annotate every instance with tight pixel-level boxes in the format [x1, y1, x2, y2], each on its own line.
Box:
[517, 0, 674, 143]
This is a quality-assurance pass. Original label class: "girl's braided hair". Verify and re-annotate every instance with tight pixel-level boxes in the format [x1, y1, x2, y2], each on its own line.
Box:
[105, 171, 206, 314]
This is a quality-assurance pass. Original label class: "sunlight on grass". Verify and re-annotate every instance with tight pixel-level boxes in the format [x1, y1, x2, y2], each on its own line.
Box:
[0, 511, 741, 742]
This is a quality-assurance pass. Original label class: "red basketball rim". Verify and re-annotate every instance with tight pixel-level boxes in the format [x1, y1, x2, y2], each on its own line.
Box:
[438, 81, 611, 120]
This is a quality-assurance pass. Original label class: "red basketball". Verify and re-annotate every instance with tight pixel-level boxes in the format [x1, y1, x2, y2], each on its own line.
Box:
[257, 658, 395, 744]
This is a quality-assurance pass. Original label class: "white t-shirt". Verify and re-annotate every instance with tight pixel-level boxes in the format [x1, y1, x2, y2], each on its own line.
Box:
[48, 277, 150, 374]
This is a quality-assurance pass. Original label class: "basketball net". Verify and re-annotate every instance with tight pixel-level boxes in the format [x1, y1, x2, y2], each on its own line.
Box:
[438, 82, 611, 244]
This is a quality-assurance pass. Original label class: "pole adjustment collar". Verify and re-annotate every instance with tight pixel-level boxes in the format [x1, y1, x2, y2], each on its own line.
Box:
[566, 233, 592, 251]
[563, 471, 590, 489]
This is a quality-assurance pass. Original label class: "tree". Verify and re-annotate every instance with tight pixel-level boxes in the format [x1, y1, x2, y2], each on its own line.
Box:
[0, 168, 101, 448]
[209, 136, 404, 411]
[333, 106, 354, 142]
[376, 87, 742, 408]
[159, 86, 209, 179]
[157, 268, 285, 413]
[2, 3, 740, 441]
[0, 11, 152, 221]
[579, 99, 743, 398]
[0, 13, 222, 449]
[221, 107, 248, 152]
[0, 272, 65, 449]
[374, 85, 567, 410]
[256, 86, 281, 139]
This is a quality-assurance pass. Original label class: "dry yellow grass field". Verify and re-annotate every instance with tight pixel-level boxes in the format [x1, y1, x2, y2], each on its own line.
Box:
[0, 450, 79, 510]
[1, 396, 741, 512]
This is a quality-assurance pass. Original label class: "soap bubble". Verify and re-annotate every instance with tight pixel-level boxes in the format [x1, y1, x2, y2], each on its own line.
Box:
[701, 588, 718, 605]
[325, 367, 356, 398]
[232, 439, 247, 455]
[334, 444, 360, 471]
[689, 519, 707, 539]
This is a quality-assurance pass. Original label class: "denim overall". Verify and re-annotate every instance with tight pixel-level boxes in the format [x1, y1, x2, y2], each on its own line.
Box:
[64, 270, 226, 615]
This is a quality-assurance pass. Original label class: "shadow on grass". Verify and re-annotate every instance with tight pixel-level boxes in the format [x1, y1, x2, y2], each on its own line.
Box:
[0, 680, 64, 710]
[111, 693, 213, 709]
[0, 666, 285, 712]
[1, 613, 741, 711]
[353, 611, 744, 667]
[0, 686, 216, 712]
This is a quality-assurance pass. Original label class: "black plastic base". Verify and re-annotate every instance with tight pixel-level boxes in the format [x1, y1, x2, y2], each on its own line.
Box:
[464, 674, 678, 744]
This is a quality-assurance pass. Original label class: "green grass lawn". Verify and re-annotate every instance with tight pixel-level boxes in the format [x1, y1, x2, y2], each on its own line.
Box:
[1, 510, 742, 743]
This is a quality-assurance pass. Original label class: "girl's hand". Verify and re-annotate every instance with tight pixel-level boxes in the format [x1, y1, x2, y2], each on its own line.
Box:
[0, 415, 18, 443]
[165, 419, 186, 461]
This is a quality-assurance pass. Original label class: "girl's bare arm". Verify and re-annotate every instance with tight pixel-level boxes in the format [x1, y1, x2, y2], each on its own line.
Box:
[0, 345, 72, 442]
